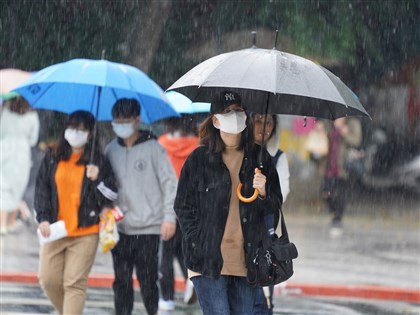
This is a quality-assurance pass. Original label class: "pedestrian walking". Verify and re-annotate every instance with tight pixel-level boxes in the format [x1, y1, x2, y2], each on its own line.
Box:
[0, 96, 39, 235]
[322, 117, 362, 237]
[253, 114, 290, 204]
[252, 113, 290, 315]
[174, 91, 283, 315]
[157, 115, 199, 311]
[105, 98, 178, 315]
[35, 110, 118, 315]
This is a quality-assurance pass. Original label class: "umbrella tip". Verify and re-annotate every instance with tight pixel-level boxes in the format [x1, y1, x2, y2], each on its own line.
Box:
[273, 29, 279, 50]
[101, 50, 106, 60]
[251, 31, 257, 48]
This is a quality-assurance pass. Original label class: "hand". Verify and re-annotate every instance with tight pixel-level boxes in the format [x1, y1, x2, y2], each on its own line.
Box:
[340, 124, 349, 136]
[100, 207, 112, 219]
[86, 164, 99, 181]
[39, 221, 51, 238]
[161, 221, 176, 241]
[334, 118, 349, 136]
[253, 168, 266, 198]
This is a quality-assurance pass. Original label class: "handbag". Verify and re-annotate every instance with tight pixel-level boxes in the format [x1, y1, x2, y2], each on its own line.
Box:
[247, 207, 298, 287]
[344, 148, 364, 178]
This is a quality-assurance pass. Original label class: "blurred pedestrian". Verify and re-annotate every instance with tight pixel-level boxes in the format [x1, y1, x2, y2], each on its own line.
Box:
[252, 113, 290, 315]
[0, 96, 39, 235]
[35, 110, 117, 315]
[305, 119, 329, 170]
[322, 117, 362, 237]
[174, 91, 282, 315]
[105, 98, 177, 315]
[253, 114, 290, 203]
[157, 115, 199, 311]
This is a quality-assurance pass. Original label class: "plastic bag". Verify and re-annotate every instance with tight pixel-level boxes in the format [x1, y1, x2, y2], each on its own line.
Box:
[305, 121, 329, 160]
[99, 210, 119, 253]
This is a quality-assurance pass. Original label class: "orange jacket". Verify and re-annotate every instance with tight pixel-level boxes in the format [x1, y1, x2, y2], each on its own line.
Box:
[158, 134, 199, 178]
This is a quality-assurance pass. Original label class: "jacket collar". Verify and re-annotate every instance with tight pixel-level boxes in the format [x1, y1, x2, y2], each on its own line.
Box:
[117, 130, 156, 147]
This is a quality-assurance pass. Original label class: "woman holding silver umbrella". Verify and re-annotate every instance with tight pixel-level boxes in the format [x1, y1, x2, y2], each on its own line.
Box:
[174, 90, 283, 315]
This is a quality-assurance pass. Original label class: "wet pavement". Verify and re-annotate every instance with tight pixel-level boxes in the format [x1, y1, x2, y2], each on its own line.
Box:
[1, 282, 419, 315]
[1, 178, 419, 314]
[2, 207, 418, 289]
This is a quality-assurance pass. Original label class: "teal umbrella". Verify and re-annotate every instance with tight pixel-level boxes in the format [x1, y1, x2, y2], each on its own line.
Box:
[14, 58, 179, 123]
[165, 91, 210, 114]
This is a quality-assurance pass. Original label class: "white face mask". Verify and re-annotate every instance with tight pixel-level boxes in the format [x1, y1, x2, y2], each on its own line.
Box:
[214, 111, 247, 134]
[64, 129, 89, 148]
[112, 122, 135, 139]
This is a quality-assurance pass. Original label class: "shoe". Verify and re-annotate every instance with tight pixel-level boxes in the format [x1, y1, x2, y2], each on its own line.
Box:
[0, 226, 7, 236]
[158, 299, 175, 311]
[183, 279, 197, 305]
[8, 220, 23, 233]
[329, 226, 343, 238]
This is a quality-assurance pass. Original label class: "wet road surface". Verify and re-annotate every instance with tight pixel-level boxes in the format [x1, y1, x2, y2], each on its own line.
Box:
[1, 283, 419, 315]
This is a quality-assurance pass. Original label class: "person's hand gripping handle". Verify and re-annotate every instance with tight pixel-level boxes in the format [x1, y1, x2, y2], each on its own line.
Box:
[236, 168, 266, 203]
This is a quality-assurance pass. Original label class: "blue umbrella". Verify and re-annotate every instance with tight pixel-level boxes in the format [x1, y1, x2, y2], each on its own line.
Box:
[13, 58, 179, 123]
[164, 90, 210, 114]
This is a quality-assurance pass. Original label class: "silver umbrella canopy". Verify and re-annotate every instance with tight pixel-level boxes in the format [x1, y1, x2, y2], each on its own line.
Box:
[167, 47, 370, 120]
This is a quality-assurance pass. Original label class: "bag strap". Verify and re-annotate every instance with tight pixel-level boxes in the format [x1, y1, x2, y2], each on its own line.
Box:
[278, 206, 290, 241]
[261, 207, 290, 250]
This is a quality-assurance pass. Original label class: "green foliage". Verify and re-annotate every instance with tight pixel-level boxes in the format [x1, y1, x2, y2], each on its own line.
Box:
[1, 0, 137, 70]
[151, 0, 420, 87]
[2, 0, 419, 87]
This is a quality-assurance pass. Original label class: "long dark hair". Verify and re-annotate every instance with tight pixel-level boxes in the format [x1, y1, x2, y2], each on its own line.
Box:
[6, 96, 32, 114]
[51, 110, 101, 164]
[251, 113, 278, 142]
[199, 111, 254, 153]
[164, 115, 198, 136]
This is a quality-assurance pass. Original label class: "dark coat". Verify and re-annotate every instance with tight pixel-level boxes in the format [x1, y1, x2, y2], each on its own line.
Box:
[174, 144, 282, 278]
[34, 150, 118, 227]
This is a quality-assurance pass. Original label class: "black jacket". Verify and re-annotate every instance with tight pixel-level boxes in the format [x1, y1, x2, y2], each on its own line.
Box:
[174, 144, 282, 278]
[34, 150, 118, 227]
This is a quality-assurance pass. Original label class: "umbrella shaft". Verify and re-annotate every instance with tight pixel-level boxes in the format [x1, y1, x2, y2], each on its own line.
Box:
[89, 86, 102, 164]
[258, 93, 271, 169]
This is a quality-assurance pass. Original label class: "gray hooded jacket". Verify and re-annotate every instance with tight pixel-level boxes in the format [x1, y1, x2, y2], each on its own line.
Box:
[105, 132, 177, 235]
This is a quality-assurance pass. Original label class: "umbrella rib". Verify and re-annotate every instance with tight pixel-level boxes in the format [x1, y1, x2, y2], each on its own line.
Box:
[25, 82, 55, 106]
[327, 102, 336, 120]
[137, 94, 151, 123]
[110, 88, 118, 103]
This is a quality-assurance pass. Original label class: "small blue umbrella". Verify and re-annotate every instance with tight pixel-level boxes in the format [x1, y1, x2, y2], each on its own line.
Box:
[13, 58, 179, 123]
[164, 90, 210, 114]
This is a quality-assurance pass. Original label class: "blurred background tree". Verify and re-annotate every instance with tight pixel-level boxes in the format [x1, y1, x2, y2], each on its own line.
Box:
[1, 0, 419, 90]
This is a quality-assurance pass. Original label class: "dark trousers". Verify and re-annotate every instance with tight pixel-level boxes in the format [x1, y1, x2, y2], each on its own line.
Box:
[159, 222, 187, 300]
[111, 233, 160, 315]
[323, 177, 347, 225]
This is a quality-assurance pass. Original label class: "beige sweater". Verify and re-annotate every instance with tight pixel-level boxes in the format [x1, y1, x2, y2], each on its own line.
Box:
[220, 146, 247, 277]
[188, 146, 247, 279]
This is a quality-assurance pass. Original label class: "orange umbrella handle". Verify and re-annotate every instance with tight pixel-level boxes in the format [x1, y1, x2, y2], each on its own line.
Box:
[236, 169, 261, 203]
[236, 183, 259, 203]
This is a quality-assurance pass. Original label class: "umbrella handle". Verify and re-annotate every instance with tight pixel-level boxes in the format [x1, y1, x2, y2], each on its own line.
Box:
[236, 169, 261, 203]
[263, 286, 272, 309]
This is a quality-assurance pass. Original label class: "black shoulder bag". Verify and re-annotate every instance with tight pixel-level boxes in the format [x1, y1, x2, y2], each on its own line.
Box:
[247, 207, 298, 287]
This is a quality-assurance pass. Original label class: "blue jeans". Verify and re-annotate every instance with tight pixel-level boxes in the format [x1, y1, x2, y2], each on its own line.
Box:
[253, 286, 274, 315]
[191, 275, 257, 315]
